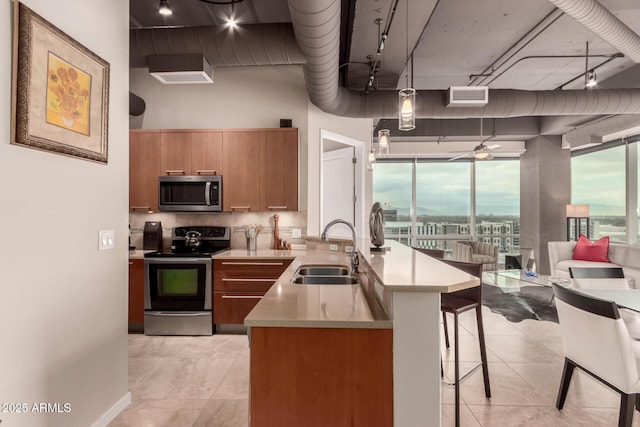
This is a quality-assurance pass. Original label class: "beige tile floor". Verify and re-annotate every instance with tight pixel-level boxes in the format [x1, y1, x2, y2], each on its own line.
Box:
[109, 306, 640, 427]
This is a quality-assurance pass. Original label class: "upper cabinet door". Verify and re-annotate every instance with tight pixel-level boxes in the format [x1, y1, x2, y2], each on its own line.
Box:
[191, 131, 223, 176]
[260, 130, 298, 211]
[160, 131, 192, 176]
[130, 130, 161, 212]
[222, 131, 261, 212]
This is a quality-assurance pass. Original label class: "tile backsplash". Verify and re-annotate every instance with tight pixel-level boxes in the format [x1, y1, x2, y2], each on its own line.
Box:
[129, 211, 307, 251]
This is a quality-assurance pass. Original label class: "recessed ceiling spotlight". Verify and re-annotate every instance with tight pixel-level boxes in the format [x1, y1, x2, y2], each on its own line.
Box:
[226, 16, 238, 29]
[585, 71, 598, 88]
[158, 0, 173, 16]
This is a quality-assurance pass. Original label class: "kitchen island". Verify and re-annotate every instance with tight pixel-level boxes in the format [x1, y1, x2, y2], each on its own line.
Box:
[230, 240, 479, 427]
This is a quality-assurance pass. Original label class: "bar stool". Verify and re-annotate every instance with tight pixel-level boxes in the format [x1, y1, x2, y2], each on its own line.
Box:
[439, 258, 491, 427]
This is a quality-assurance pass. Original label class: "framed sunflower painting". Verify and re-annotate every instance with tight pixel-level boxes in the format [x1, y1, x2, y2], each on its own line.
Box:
[11, 1, 110, 164]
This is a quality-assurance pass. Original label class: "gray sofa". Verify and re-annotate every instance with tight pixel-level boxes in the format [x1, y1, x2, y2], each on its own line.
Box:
[548, 241, 640, 288]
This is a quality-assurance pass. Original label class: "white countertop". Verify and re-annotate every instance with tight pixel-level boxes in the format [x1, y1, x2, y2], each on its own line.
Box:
[359, 239, 480, 293]
[212, 249, 303, 259]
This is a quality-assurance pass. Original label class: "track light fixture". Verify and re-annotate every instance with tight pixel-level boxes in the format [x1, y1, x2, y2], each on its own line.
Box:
[158, 0, 173, 16]
[584, 41, 598, 89]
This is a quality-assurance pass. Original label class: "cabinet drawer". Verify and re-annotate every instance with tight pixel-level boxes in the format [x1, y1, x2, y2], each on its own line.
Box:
[214, 259, 292, 279]
[214, 292, 264, 324]
[214, 277, 278, 292]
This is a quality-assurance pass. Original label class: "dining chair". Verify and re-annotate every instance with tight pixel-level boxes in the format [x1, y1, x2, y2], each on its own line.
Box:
[552, 283, 640, 427]
[438, 258, 491, 427]
[568, 267, 640, 339]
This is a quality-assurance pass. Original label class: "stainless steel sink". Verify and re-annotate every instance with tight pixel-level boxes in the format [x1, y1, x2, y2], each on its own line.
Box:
[295, 265, 350, 276]
[291, 276, 359, 285]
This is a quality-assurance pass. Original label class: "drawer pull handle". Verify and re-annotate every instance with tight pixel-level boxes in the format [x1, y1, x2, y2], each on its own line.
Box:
[221, 262, 284, 266]
[222, 278, 276, 282]
[230, 206, 251, 211]
[267, 206, 288, 210]
[221, 295, 264, 299]
[165, 170, 186, 175]
[130, 206, 152, 212]
[196, 170, 217, 175]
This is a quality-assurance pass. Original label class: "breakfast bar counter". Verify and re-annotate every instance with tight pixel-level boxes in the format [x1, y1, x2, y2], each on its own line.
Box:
[229, 239, 477, 427]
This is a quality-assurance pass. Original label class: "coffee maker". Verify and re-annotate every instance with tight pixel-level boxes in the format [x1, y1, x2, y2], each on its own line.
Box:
[143, 221, 163, 251]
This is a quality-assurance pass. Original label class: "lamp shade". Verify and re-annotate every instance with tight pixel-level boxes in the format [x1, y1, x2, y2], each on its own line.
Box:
[566, 204, 590, 218]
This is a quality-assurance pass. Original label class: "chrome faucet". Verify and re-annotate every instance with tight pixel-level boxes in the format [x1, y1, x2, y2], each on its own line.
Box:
[321, 219, 359, 273]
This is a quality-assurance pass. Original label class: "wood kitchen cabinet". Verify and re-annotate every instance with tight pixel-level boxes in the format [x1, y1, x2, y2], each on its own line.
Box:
[213, 258, 292, 325]
[160, 130, 223, 176]
[128, 258, 145, 332]
[250, 327, 393, 426]
[259, 129, 298, 211]
[129, 130, 161, 212]
[222, 131, 261, 212]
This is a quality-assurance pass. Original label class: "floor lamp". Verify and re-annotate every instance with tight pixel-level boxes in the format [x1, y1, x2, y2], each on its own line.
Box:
[566, 204, 590, 241]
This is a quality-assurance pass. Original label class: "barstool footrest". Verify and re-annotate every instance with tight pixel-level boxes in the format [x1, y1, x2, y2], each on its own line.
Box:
[441, 362, 482, 387]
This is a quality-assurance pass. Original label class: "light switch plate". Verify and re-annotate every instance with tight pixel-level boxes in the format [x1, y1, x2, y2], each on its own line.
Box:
[292, 228, 302, 239]
[99, 230, 115, 250]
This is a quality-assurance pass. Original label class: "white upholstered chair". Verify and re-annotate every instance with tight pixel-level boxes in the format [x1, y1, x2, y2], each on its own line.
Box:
[568, 267, 640, 340]
[552, 283, 640, 427]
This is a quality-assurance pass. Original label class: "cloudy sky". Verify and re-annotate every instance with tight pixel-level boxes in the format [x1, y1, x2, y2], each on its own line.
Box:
[373, 146, 634, 218]
[571, 145, 626, 216]
[373, 160, 520, 216]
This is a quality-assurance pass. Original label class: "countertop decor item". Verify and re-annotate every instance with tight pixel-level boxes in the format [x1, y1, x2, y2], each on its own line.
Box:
[11, 1, 110, 164]
[369, 202, 385, 250]
[245, 224, 263, 251]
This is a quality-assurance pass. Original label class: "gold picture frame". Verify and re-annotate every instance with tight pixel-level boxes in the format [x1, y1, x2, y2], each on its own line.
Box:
[11, 1, 110, 164]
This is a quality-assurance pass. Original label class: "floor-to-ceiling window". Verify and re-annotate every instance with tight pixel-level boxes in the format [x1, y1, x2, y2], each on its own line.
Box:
[372, 162, 413, 245]
[415, 161, 471, 252]
[373, 158, 520, 258]
[476, 160, 520, 253]
[571, 144, 627, 242]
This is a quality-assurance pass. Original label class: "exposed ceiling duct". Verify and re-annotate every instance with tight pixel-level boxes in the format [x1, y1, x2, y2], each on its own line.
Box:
[546, 0, 640, 63]
[287, 0, 640, 119]
[130, 23, 306, 68]
[563, 114, 640, 146]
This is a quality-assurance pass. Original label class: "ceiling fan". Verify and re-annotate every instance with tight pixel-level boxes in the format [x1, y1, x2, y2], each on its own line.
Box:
[448, 119, 501, 161]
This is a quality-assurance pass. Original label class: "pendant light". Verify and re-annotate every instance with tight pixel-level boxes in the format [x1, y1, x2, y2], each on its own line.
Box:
[378, 129, 390, 156]
[399, 0, 415, 131]
[158, 0, 173, 16]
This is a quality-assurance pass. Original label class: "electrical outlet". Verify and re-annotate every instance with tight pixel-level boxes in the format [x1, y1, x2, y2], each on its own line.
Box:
[99, 230, 115, 250]
[292, 228, 302, 239]
[345, 245, 353, 253]
[329, 244, 338, 251]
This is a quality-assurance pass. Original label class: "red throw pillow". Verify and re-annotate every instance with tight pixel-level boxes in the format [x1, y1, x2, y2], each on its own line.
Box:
[572, 234, 611, 263]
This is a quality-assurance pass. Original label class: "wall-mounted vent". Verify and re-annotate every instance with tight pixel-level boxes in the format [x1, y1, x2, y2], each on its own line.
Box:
[447, 86, 489, 107]
[148, 54, 214, 84]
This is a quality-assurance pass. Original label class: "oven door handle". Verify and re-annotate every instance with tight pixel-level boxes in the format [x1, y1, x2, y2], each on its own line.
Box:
[145, 311, 211, 317]
[205, 181, 212, 206]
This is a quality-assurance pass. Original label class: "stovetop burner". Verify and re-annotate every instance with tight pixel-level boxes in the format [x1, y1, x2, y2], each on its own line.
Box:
[144, 226, 231, 258]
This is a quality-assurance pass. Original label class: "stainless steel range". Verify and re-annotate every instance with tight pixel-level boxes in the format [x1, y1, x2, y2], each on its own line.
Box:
[143, 226, 230, 336]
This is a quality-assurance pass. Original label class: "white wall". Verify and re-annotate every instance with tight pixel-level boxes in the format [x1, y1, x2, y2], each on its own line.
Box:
[0, 1, 129, 426]
[307, 103, 373, 236]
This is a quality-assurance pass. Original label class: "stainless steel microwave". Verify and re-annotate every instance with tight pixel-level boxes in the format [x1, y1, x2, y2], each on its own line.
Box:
[158, 175, 222, 212]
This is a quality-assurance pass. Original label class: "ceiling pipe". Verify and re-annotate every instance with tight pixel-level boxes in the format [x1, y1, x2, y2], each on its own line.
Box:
[563, 114, 640, 146]
[287, 0, 640, 119]
[130, 23, 306, 68]
[546, 0, 640, 63]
